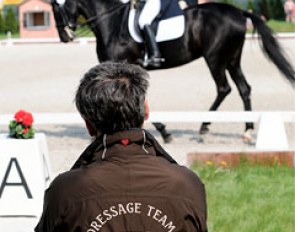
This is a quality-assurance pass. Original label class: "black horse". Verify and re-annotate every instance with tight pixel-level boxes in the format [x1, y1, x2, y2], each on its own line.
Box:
[51, 0, 295, 141]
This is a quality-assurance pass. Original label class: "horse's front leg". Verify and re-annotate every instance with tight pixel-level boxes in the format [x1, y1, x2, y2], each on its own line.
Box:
[199, 70, 232, 135]
[152, 122, 172, 143]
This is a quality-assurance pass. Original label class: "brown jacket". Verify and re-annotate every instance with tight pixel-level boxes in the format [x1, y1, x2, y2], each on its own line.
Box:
[35, 129, 207, 232]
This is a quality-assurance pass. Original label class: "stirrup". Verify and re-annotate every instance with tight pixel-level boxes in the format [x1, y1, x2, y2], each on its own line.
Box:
[135, 54, 165, 68]
[145, 57, 165, 68]
[149, 57, 165, 67]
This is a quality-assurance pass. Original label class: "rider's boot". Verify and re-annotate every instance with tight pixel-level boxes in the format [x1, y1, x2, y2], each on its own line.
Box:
[143, 25, 164, 67]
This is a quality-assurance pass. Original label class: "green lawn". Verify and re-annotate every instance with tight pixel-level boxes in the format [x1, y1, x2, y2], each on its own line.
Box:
[192, 164, 295, 232]
[0, 32, 19, 39]
[267, 20, 295, 33]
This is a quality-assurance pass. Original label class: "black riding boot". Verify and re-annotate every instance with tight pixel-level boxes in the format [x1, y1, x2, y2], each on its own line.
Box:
[143, 25, 163, 67]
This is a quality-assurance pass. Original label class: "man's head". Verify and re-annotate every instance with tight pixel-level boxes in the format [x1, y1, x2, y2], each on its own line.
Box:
[75, 62, 150, 136]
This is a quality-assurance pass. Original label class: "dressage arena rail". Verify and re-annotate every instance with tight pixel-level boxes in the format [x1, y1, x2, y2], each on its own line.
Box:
[1, 111, 295, 150]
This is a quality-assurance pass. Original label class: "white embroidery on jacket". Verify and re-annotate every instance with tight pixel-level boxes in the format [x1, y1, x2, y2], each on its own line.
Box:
[87, 202, 176, 232]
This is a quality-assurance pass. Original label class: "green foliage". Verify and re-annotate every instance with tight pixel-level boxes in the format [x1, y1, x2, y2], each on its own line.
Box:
[0, 11, 5, 34]
[260, 0, 272, 19]
[253, 0, 261, 14]
[218, 0, 244, 8]
[5, 7, 18, 34]
[192, 164, 295, 232]
[223, 0, 287, 21]
[219, 0, 232, 3]
[0, 32, 19, 39]
[9, 120, 35, 139]
[75, 15, 95, 37]
[77, 15, 87, 24]
[23, 127, 35, 139]
[247, 0, 255, 11]
[272, 0, 285, 20]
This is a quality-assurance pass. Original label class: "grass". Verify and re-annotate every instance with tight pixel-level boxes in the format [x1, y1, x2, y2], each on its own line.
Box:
[247, 20, 295, 33]
[192, 163, 295, 232]
[0, 32, 19, 39]
[266, 20, 295, 33]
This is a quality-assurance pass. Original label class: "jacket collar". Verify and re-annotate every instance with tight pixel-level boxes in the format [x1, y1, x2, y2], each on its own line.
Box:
[71, 129, 177, 169]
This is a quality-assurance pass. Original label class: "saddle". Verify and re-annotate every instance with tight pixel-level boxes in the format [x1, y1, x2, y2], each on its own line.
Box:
[128, 0, 185, 43]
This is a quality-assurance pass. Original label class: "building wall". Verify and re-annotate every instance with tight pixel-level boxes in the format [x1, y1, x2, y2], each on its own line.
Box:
[19, 0, 58, 38]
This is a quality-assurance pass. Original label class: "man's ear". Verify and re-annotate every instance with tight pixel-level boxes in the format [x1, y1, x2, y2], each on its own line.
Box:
[144, 98, 150, 121]
[84, 119, 96, 136]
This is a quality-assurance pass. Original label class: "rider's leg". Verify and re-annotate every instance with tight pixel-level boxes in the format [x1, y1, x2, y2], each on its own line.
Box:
[143, 24, 162, 67]
[138, 0, 161, 27]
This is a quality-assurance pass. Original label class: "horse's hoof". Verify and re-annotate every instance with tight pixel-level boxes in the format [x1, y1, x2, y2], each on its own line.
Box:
[163, 134, 173, 143]
[242, 129, 253, 142]
[197, 136, 205, 143]
[199, 126, 209, 135]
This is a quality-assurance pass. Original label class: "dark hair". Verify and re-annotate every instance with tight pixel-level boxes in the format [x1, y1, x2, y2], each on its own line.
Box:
[75, 62, 149, 134]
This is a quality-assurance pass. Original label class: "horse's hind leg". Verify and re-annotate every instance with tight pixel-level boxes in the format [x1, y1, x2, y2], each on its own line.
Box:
[153, 122, 172, 143]
[227, 63, 253, 140]
[199, 66, 231, 134]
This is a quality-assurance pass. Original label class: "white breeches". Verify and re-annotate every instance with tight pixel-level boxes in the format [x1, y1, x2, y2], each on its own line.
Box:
[138, 0, 161, 29]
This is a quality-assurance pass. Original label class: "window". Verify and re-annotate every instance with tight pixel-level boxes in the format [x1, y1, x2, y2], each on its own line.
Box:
[23, 11, 50, 29]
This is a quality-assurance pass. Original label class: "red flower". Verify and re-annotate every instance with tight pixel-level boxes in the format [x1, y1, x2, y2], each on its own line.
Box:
[14, 110, 34, 126]
[14, 110, 26, 123]
[22, 112, 34, 127]
[10, 109, 35, 139]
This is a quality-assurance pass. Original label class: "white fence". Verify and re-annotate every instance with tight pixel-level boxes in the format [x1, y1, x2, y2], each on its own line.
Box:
[1, 111, 295, 151]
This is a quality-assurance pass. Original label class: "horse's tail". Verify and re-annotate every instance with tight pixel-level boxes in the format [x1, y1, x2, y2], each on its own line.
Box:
[244, 11, 295, 87]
